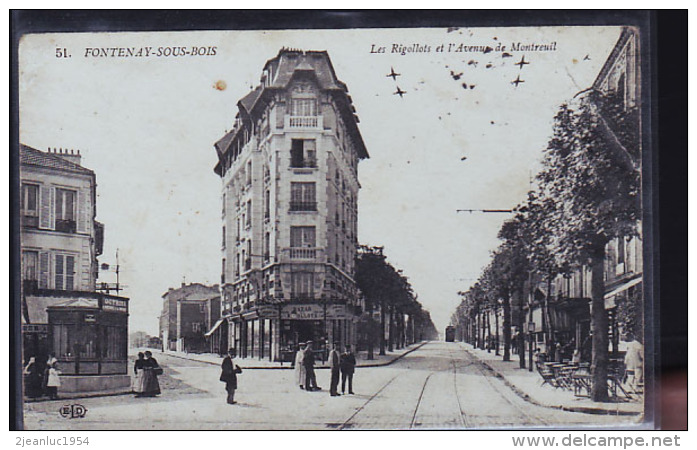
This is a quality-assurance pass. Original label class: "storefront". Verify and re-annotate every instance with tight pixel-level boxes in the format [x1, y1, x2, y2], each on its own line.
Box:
[225, 302, 358, 363]
[45, 294, 130, 393]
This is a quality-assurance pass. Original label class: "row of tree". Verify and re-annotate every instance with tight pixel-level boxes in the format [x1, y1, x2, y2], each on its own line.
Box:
[355, 245, 438, 359]
[451, 89, 641, 402]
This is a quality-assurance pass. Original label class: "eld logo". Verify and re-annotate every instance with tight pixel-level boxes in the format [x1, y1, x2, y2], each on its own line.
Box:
[59, 404, 88, 419]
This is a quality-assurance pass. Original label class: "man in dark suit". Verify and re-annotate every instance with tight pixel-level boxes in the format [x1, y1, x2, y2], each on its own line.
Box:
[303, 341, 320, 391]
[329, 342, 341, 396]
[220, 348, 241, 404]
[341, 345, 356, 394]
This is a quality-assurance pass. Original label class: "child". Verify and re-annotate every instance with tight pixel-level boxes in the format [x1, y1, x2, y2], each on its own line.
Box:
[46, 361, 61, 400]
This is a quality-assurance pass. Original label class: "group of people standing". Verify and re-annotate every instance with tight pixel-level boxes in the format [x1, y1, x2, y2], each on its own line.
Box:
[23, 355, 61, 400]
[295, 341, 356, 396]
[132, 350, 162, 398]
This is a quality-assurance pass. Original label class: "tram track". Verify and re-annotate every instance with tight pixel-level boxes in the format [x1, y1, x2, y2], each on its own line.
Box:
[463, 346, 551, 427]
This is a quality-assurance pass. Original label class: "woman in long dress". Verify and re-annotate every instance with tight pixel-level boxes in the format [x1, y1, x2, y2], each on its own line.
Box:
[140, 351, 161, 397]
[132, 352, 145, 396]
[294, 343, 306, 390]
[23, 357, 42, 398]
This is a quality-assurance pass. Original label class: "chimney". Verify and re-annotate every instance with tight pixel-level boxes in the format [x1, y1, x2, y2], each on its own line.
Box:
[48, 147, 82, 166]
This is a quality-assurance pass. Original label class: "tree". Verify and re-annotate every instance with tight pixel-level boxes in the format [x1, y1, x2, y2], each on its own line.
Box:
[356, 245, 432, 356]
[537, 91, 640, 401]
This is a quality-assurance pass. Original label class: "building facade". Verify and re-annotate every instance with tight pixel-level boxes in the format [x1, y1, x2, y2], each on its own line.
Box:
[212, 49, 369, 362]
[159, 283, 220, 353]
[20, 145, 129, 393]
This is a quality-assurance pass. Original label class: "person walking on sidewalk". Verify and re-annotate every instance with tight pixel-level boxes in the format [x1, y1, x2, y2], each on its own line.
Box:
[220, 348, 242, 404]
[329, 342, 341, 396]
[132, 352, 145, 396]
[340, 345, 356, 395]
[141, 351, 162, 397]
[303, 341, 320, 391]
[45, 360, 61, 400]
[294, 343, 306, 390]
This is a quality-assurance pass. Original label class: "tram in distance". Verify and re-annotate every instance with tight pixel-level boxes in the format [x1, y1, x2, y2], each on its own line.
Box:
[445, 326, 456, 342]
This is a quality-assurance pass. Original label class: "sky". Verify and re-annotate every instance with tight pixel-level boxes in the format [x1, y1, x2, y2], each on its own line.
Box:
[18, 26, 622, 335]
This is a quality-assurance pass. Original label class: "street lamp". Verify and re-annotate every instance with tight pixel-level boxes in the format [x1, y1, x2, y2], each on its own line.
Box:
[528, 321, 536, 371]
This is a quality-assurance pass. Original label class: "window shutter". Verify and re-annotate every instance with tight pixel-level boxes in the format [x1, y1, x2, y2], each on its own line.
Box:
[39, 185, 51, 229]
[39, 252, 50, 289]
[49, 187, 55, 229]
[66, 255, 75, 291]
[77, 189, 88, 233]
[55, 254, 64, 290]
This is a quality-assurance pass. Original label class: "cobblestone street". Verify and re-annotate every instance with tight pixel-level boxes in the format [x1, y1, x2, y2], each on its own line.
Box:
[22, 342, 641, 430]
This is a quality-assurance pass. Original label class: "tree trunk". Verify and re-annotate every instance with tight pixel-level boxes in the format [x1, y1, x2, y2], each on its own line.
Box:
[367, 304, 375, 360]
[545, 276, 555, 346]
[486, 309, 492, 352]
[495, 305, 500, 356]
[502, 294, 511, 361]
[517, 288, 526, 369]
[379, 302, 386, 355]
[388, 306, 394, 352]
[590, 244, 610, 402]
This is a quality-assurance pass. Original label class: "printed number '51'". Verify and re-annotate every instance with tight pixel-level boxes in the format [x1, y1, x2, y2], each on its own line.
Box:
[56, 48, 70, 58]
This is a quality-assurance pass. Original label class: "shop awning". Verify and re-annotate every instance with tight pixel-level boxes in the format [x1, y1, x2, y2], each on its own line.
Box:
[205, 318, 226, 337]
[604, 276, 642, 300]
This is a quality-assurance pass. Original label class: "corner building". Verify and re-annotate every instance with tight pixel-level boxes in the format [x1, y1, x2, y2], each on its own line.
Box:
[213, 49, 369, 362]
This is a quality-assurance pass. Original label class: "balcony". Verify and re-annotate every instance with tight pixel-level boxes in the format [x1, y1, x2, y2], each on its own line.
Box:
[55, 219, 76, 234]
[289, 201, 317, 212]
[281, 247, 324, 262]
[285, 115, 323, 129]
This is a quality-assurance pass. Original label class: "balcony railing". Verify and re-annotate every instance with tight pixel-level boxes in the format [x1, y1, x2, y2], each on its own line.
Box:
[286, 115, 322, 129]
[55, 219, 76, 234]
[280, 247, 324, 261]
[289, 201, 317, 212]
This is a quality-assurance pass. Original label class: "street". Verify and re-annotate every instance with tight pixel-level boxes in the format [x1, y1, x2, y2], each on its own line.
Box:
[22, 342, 633, 430]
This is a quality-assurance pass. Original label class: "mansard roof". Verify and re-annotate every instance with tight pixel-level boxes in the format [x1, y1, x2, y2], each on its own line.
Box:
[20, 144, 94, 175]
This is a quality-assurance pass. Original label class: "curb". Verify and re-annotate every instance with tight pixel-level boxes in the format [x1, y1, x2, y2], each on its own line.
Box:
[23, 389, 133, 403]
[158, 342, 428, 370]
[464, 347, 641, 417]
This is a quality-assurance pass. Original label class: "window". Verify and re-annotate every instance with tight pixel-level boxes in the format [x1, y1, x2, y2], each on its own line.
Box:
[80, 324, 98, 359]
[22, 251, 38, 282]
[222, 258, 226, 284]
[246, 161, 252, 186]
[290, 226, 316, 248]
[54, 254, 76, 291]
[291, 98, 317, 117]
[103, 326, 126, 359]
[264, 232, 270, 262]
[21, 184, 39, 227]
[53, 324, 76, 359]
[290, 139, 317, 168]
[291, 272, 314, 297]
[55, 188, 77, 233]
[222, 226, 226, 248]
[246, 200, 252, 228]
[290, 182, 316, 211]
[264, 190, 270, 219]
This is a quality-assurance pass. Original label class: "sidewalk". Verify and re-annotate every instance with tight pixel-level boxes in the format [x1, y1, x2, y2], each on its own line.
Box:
[461, 343, 643, 416]
[149, 341, 427, 370]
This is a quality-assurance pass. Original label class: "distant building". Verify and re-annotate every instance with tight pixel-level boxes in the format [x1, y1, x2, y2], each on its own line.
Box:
[159, 283, 220, 353]
[20, 144, 129, 393]
[212, 48, 369, 361]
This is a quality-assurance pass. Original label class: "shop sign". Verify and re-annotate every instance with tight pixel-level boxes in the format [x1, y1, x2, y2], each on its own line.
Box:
[257, 305, 279, 318]
[282, 304, 323, 320]
[84, 313, 97, 323]
[22, 324, 49, 334]
[102, 297, 128, 313]
[326, 304, 346, 319]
